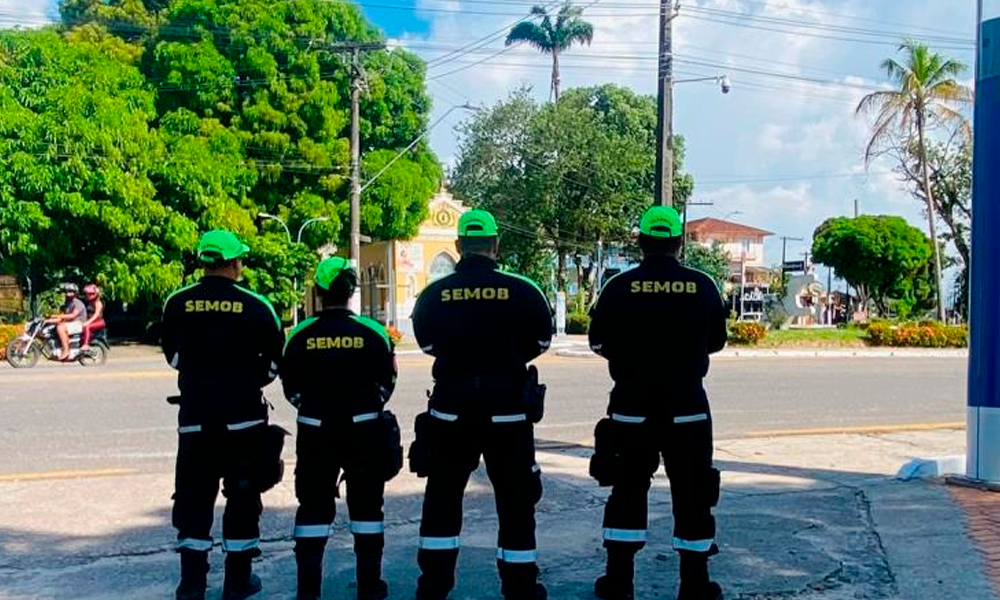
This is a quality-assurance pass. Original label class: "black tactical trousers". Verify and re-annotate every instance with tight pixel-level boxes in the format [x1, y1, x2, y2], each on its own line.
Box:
[172, 423, 266, 556]
[293, 419, 387, 567]
[601, 390, 720, 558]
[416, 408, 543, 600]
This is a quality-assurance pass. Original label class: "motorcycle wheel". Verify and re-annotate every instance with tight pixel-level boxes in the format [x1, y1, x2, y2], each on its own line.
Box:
[6, 339, 40, 369]
[77, 342, 109, 367]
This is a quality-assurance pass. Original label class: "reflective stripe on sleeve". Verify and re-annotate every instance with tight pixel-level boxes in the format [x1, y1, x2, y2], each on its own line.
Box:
[590, 344, 603, 353]
[611, 414, 646, 424]
[176, 538, 212, 552]
[496, 548, 538, 563]
[421, 345, 434, 353]
[294, 525, 331, 538]
[353, 412, 380, 423]
[539, 341, 551, 350]
[227, 419, 265, 431]
[531, 463, 541, 474]
[178, 425, 202, 434]
[350, 521, 385, 534]
[297, 416, 322, 427]
[603, 528, 648, 542]
[672, 537, 714, 552]
[419, 536, 460, 550]
[222, 538, 260, 552]
[429, 409, 458, 422]
[492, 414, 527, 423]
[169, 353, 180, 368]
[673, 413, 709, 424]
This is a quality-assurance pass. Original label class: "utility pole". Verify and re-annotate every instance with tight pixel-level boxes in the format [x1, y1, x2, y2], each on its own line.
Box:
[854, 198, 859, 218]
[654, 0, 677, 207]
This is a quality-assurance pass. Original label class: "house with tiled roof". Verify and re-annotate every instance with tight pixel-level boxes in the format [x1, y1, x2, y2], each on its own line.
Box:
[686, 217, 775, 320]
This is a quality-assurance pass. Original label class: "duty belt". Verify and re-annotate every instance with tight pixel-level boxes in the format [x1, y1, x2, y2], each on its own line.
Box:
[434, 375, 523, 393]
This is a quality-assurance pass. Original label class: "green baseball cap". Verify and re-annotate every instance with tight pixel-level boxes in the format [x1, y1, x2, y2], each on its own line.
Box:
[315, 256, 355, 291]
[197, 230, 250, 264]
[639, 206, 683, 239]
[457, 209, 499, 238]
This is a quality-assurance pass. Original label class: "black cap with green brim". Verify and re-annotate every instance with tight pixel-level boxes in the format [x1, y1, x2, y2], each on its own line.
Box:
[315, 256, 355, 291]
[639, 206, 683, 239]
[457, 209, 499, 238]
[197, 230, 250, 264]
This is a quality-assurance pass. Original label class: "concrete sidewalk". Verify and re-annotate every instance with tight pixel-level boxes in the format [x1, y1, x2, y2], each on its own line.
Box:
[0, 430, 993, 600]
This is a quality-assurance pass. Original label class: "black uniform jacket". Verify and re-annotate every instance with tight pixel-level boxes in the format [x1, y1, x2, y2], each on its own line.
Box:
[413, 255, 553, 384]
[281, 308, 397, 424]
[161, 276, 284, 427]
[589, 255, 727, 388]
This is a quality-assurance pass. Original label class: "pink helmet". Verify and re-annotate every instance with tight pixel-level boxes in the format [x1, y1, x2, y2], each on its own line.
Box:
[84, 284, 100, 298]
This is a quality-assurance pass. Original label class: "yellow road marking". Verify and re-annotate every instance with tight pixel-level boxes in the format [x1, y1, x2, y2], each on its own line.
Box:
[744, 422, 965, 438]
[0, 468, 138, 483]
[0, 370, 171, 384]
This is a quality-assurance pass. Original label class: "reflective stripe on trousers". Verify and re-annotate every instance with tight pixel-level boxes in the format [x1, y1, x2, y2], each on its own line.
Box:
[294, 524, 331, 538]
[673, 537, 714, 552]
[496, 548, 538, 563]
[603, 528, 648, 542]
[419, 536, 460, 550]
[221, 538, 260, 552]
[177, 538, 213, 552]
[350, 520, 385, 534]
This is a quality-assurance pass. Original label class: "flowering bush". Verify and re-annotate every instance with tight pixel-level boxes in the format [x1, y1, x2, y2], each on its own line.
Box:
[865, 321, 967, 348]
[0, 323, 24, 361]
[729, 321, 767, 345]
[386, 325, 404, 346]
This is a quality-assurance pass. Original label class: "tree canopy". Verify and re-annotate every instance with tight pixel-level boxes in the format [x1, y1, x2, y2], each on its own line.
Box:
[0, 0, 441, 320]
[812, 215, 934, 317]
[450, 85, 694, 301]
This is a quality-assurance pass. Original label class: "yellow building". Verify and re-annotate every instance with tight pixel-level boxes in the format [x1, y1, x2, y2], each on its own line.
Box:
[356, 190, 469, 334]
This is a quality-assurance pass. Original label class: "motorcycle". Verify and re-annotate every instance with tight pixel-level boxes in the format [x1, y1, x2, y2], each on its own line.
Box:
[5, 319, 109, 368]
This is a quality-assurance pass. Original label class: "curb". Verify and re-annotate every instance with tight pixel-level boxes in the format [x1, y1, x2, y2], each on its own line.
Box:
[554, 348, 969, 359]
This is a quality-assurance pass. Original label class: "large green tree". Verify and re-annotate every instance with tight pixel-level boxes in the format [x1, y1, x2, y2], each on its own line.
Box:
[451, 85, 694, 302]
[856, 41, 972, 321]
[0, 29, 194, 309]
[812, 215, 934, 317]
[505, 2, 593, 101]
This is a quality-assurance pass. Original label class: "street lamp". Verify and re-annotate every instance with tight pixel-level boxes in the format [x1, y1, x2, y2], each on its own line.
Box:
[258, 213, 331, 326]
[674, 75, 732, 94]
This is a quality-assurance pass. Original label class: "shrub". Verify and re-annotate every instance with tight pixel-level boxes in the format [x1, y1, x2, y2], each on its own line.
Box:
[385, 325, 404, 346]
[566, 312, 591, 335]
[729, 321, 767, 345]
[0, 323, 24, 361]
[865, 321, 968, 348]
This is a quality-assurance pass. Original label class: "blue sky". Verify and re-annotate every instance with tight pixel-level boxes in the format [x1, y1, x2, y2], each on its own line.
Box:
[10, 0, 980, 282]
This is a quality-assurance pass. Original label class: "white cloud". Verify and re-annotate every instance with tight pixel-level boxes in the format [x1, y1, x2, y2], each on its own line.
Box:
[0, 0, 57, 27]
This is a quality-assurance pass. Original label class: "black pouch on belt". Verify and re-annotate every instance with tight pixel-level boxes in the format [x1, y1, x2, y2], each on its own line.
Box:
[408, 411, 431, 478]
[589, 417, 619, 487]
[256, 424, 290, 492]
[522, 365, 547, 424]
[379, 410, 404, 481]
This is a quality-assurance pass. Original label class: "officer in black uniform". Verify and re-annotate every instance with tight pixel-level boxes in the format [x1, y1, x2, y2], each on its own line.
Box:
[282, 257, 401, 600]
[588, 206, 727, 600]
[162, 230, 284, 600]
[411, 209, 553, 600]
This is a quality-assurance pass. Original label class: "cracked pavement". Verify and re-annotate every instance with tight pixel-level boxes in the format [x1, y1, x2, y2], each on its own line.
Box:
[0, 430, 993, 600]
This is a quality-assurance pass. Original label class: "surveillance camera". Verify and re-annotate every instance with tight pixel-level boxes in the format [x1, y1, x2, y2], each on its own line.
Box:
[720, 76, 731, 94]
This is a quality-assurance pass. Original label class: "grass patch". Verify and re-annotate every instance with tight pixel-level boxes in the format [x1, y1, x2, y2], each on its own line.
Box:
[757, 327, 867, 348]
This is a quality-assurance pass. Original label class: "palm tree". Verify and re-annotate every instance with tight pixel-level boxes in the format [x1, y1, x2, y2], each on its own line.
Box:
[857, 40, 972, 321]
[505, 2, 594, 101]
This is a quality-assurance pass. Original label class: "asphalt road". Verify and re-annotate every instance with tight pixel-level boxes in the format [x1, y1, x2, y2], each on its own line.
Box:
[0, 348, 967, 476]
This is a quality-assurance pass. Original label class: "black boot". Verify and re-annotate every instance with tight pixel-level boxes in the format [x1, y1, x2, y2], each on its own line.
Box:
[415, 549, 458, 600]
[296, 544, 324, 600]
[176, 549, 209, 600]
[677, 551, 723, 600]
[356, 536, 388, 600]
[498, 560, 546, 600]
[594, 548, 635, 600]
[222, 551, 262, 600]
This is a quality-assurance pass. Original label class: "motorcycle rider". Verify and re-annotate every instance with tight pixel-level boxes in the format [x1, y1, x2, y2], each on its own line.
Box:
[161, 230, 285, 600]
[411, 209, 553, 600]
[282, 257, 400, 600]
[81, 284, 106, 351]
[45, 283, 86, 361]
[588, 206, 727, 600]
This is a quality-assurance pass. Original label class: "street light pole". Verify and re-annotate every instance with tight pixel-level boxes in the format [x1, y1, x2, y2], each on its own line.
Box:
[259, 213, 330, 327]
